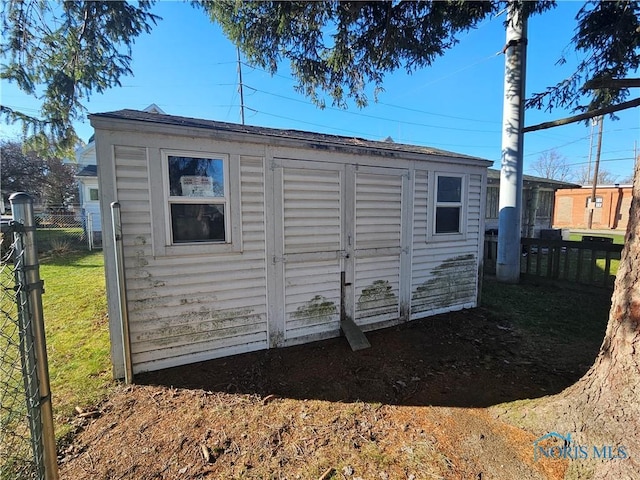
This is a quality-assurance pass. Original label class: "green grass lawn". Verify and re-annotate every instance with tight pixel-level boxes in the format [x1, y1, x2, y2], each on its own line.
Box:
[40, 250, 114, 439]
[37, 227, 87, 253]
[568, 232, 625, 244]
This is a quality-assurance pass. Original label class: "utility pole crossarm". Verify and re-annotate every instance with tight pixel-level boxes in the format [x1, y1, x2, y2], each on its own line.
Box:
[584, 78, 640, 89]
[523, 98, 640, 133]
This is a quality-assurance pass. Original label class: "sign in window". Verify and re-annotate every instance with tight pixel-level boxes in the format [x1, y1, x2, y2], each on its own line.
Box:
[166, 155, 228, 244]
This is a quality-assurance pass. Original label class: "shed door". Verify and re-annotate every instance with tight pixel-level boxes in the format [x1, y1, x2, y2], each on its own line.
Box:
[270, 160, 409, 346]
[352, 167, 409, 327]
[277, 160, 345, 344]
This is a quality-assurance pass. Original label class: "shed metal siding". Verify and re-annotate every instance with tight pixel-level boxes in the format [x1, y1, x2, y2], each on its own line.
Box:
[91, 110, 490, 376]
[116, 149, 268, 373]
[283, 167, 342, 254]
[353, 170, 403, 326]
[281, 164, 343, 342]
[410, 171, 482, 318]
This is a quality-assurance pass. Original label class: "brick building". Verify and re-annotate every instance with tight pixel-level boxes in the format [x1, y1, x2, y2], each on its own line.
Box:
[553, 185, 633, 231]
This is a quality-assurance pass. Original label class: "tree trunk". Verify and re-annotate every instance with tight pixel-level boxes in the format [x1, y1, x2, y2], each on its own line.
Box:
[526, 158, 640, 478]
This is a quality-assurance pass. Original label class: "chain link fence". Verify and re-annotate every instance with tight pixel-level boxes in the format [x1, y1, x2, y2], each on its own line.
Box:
[1, 194, 58, 480]
[35, 209, 102, 253]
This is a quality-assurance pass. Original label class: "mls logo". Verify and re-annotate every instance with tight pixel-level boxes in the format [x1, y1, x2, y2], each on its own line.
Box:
[533, 432, 577, 461]
[533, 432, 629, 461]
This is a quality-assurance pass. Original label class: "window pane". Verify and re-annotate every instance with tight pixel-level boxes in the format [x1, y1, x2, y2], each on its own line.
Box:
[435, 207, 460, 233]
[89, 188, 99, 201]
[437, 176, 462, 202]
[538, 191, 553, 217]
[486, 187, 499, 218]
[168, 157, 224, 197]
[585, 196, 604, 208]
[171, 204, 225, 243]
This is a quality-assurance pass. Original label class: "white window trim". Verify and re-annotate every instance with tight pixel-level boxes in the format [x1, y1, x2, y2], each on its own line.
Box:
[154, 149, 242, 256]
[87, 187, 99, 202]
[427, 172, 468, 242]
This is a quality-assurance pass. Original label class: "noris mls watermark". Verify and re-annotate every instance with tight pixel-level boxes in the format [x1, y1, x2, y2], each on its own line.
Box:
[533, 432, 629, 461]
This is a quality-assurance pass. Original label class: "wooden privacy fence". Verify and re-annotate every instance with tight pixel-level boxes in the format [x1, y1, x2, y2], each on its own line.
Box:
[484, 234, 624, 287]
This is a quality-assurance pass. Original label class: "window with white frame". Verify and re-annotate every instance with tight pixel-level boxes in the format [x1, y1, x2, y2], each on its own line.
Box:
[88, 188, 99, 201]
[165, 153, 229, 244]
[434, 174, 464, 234]
[585, 196, 603, 208]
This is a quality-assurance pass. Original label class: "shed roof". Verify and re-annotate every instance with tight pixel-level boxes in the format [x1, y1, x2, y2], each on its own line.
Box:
[89, 109, 493, 165]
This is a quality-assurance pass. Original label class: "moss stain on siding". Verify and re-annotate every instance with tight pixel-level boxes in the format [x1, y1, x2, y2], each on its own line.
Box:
[292, 295, 337, 323]
[135, 249, 148, 267]
[138, 306, 259, 347]
[412, 254, 476, 310]
[357, 280, 397, 312]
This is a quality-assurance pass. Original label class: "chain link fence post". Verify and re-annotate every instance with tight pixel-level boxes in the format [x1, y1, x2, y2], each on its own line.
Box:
[87, 213, 94, 251]
[10, 193, 59, 480]
[1, 224, 34, 477]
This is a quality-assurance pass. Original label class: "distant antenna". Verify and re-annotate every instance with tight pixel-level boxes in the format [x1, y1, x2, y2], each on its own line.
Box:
[237, 47, 245, 125]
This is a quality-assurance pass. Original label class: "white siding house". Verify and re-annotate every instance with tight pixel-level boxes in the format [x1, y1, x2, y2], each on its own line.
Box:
[90, 110, 491, 378]
[75, 160, 101, 244]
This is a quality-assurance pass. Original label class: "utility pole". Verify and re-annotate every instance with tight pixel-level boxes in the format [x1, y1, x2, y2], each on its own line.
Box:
[586, 117, 596, 180]
[237, 47, 245, 125]
[588, 116, 604, 229]
[497, 3, 528, 284]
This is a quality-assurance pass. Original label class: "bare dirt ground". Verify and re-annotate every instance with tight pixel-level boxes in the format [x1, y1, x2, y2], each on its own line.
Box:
[58, 305, 601, 479]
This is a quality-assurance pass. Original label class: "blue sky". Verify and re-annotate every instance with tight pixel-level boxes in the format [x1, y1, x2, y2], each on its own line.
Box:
[1, 1, 638, 181]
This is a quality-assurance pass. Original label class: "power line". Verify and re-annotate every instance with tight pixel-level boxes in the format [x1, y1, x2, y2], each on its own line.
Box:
[565, 157, 635, 168]
[241, 61, 504, 125]
[248, 109, 383, 138]
[378, 101, 501, 125]
[524, 135, 591, 157]
[402, 51, 502, 93]
[524, 127, 640, 158]
[248, 108, 498, 150]
[246, 85, 501, 134]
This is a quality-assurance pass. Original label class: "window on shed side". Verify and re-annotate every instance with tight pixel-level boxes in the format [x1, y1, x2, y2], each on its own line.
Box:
[434, 174, 463, 234]
[166, 155, 229, 244]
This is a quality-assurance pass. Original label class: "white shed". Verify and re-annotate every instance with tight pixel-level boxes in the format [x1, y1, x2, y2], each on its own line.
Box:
[90, 109, 491, 379]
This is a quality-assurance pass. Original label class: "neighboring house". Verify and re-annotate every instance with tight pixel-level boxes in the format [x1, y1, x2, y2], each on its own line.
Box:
[75, 139, 100, 240]
[554, 185, 633, 231]
[75, 162, 101, 245]
[90, 109, 491, 378]
[485, 169, 580, 237]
